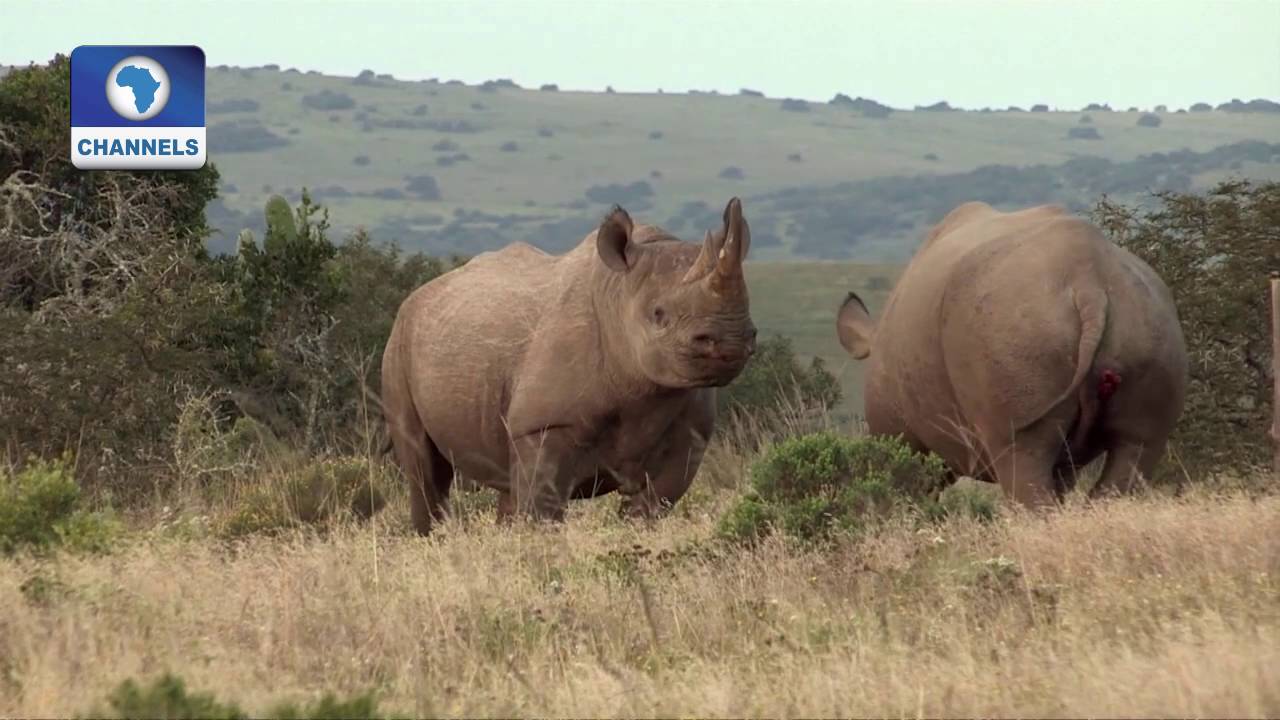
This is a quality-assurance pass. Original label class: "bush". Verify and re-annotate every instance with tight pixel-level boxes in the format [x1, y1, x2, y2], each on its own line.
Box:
[915, 101, 955, 112]
[353, 154, 371, 166]
[219, 456, 392, 538]
[95, 673, 246, 719]
[1093, 179, 1280, 477]
[780, 98, 810, 112]
[717, 432, 949, 545]
[405, 174, 442, 200]
[719, 166, 745, 180]
[301, 89, 355, 110]
[1137, 112, 1162, 128]
[88, 673, 400, 720]
[208, 121, 288, 153]
[0, 457, 119, 556]
[500, 140, 519, 152]
[1067, 126, 1101, 140]
[718, 335, 840, 430]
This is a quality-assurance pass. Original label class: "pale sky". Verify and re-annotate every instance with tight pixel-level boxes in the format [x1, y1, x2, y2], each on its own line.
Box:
[4, 0, 1278, 110]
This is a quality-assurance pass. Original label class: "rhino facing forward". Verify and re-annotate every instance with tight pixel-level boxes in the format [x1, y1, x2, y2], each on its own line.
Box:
[836, 201, 1187, 507]
[382, 198, 756, 534]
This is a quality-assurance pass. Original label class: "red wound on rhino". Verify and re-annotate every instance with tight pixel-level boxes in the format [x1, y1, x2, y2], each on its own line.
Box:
[1098, 369, 1122, 400]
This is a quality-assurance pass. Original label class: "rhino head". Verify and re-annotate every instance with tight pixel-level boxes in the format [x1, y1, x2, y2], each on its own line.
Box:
[594, 197, 757, 389]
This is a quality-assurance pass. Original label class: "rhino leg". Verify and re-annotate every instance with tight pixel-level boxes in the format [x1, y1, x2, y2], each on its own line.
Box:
[507, 429, 579, 522]
[1090, 439, 1164, 498]
[389, 423, 454, 536]
[619, 394, 714, 519]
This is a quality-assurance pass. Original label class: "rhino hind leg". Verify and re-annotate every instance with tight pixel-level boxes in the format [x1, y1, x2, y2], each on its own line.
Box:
[1090, 439, 1165, 498]
[390, 415, 454, 536]
[988, 446, 1059, 510]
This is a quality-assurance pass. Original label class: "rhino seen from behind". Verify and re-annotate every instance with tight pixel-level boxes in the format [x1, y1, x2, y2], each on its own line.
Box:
[836, 201, 1188, 508]
[382, 197, 757, 534]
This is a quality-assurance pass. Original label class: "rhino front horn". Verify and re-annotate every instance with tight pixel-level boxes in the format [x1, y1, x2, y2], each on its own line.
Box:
[714, 197, 750, 278]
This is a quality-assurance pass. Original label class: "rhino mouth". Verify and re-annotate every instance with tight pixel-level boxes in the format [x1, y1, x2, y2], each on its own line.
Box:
[695, 361, 749, 387]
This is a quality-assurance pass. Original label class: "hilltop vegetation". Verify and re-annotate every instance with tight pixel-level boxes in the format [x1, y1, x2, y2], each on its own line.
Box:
[197, 65, 1280, 261]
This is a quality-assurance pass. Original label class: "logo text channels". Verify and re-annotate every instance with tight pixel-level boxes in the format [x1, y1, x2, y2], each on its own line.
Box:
[70, 45, 206, 170]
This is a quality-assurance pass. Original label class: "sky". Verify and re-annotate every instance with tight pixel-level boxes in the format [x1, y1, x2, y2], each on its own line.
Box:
[3, 0, 1278, 110]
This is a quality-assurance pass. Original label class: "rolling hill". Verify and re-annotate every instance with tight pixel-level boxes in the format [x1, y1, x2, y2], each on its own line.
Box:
[200, 65, 1280, 262]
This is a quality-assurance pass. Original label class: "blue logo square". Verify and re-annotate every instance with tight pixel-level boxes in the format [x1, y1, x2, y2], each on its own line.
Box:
[69, 45, 207, 169]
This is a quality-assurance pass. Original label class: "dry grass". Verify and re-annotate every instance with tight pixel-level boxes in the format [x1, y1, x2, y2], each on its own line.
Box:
[2, 445, 1278, 718]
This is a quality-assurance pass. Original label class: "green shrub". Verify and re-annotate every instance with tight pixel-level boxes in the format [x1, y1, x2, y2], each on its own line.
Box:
[87, 673, 400, 720]
[219, 456, 391, 538]
[272, 690, 392, 719]
[717, 432, 950, 545]
[92, 673, 246, 719]
[719, 334, 841, 432]
[0, 457, 119, 556]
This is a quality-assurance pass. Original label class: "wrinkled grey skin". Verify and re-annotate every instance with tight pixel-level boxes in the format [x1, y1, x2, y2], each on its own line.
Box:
[836, 201, 1188, 508]
[382, 198, 757, 534]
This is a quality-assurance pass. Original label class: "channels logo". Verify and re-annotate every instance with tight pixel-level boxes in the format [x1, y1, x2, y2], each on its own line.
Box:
[70, 45, 206, 170]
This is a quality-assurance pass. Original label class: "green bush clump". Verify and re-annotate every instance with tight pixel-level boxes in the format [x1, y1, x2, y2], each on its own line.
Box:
[88, 673, 401, 720]
[718, 334, 841, 431]
[219, 456, 390, 538]
[718, 432, 951, 545]
[0, 457, 119, 556]
[96, 674, 247, 719]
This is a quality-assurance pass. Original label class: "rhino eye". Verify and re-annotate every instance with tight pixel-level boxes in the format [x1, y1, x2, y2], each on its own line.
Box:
[652, 306, 667, 325]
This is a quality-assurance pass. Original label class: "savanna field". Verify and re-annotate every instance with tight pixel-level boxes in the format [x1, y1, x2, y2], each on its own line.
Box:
[3, 56, 1280, 718]
[3, 418, 1279, 718]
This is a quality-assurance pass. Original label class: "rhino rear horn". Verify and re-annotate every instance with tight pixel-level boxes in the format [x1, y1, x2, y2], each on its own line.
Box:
[682, 228, 726, 283]
[597, 205, 635, 272]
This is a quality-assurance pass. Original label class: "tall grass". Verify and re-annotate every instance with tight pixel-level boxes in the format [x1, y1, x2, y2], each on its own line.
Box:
[1, 400, 1276, 717]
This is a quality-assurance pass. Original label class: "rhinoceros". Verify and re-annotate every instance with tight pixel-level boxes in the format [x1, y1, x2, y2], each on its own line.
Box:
[835, 201, 1188, 507]
[382, 198, 757, 534]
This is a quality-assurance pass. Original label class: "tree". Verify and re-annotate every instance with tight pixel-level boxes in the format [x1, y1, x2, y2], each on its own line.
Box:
[1094, 180, 1280, 476]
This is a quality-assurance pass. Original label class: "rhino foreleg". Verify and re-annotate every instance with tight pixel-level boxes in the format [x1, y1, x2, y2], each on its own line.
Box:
[619, 402, 714, 519]
[507, 428, 579, 522]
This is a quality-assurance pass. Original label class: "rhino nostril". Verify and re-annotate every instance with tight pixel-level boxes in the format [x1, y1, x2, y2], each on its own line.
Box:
[692, 333, 715, 346]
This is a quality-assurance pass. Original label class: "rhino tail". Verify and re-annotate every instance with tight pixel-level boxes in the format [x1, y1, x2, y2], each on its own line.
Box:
[1063, 286, 1111, 453]
[1015, 284, 1110, 449]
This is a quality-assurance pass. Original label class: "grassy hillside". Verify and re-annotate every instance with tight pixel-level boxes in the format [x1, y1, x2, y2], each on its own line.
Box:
[202, 66, 1280, 259]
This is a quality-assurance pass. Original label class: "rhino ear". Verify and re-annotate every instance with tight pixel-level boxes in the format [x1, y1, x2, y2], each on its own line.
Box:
[597, 205, 635, 273]
[836, 291, 875, 360]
